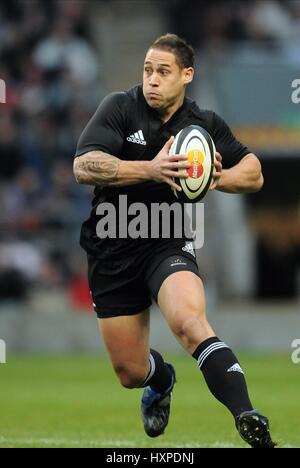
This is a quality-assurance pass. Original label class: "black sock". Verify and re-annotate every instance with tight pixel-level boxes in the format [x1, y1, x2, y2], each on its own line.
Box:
[192, 337, 253, 418]
[139, 349, 172, 394]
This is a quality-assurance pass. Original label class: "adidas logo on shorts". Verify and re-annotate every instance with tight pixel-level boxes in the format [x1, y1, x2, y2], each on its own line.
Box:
[126, 130, 147, 145]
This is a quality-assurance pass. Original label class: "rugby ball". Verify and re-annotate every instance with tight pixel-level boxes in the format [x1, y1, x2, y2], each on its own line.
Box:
[169, 125, 216, 202]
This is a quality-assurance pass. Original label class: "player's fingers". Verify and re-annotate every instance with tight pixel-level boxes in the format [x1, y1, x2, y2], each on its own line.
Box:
[164, 169, 189, 179]
[164, 177, 182, 191]
[169, 154, 188, 162]
[212, 169, 222, 179]
[163, 136, 175, 151]
[214, 161, 222, 172]
[210, 169, 222, 190]
[209, 179, 217, 191]
[215, 152, 222, 161]
[166, 161, 191, 169]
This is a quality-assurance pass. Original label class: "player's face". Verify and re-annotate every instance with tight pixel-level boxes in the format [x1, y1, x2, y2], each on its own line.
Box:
[143, 49, 194, 113]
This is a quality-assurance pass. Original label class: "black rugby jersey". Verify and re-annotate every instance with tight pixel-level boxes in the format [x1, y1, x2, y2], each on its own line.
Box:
[75, 84, 250, 260]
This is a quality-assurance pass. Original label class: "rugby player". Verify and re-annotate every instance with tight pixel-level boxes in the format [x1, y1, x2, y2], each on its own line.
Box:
[73, 34, 275, 448]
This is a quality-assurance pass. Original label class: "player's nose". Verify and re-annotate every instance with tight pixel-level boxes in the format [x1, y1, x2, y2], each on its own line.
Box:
[149, 73, 159, 86]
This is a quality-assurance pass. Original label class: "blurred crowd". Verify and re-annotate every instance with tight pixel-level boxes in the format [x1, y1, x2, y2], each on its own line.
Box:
[0, 0, 101, 308]
[168, 0, 300, 62]
[0, 0, 299, 308]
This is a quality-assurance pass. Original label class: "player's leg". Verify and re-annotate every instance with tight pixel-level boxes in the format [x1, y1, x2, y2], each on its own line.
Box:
[98, 310, 173, 392]
[98, 310, 150, 388]
[157, 269, 255, 417]
[98, 310, 175, 437]
[88, 253, 174, 437]
[90, 253, 171, 390]
[147, 256, 275, 447]
[158, 270, 214, 352]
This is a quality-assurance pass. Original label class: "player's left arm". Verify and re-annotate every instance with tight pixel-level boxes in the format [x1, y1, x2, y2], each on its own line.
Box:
[211, 152, 264, 193]
[209, 112, 264, 194]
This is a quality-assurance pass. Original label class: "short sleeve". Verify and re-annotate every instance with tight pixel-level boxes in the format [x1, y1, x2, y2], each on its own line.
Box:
[75, 92, 128, 158]
[210, 112, 250, 169]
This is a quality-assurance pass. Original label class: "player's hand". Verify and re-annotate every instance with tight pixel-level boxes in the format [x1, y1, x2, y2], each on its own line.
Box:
[148, 136, 191, 191]
[209, 152, 222, 191]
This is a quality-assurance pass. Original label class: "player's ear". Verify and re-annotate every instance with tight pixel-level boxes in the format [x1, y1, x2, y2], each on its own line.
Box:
[183, 67, 194, 85]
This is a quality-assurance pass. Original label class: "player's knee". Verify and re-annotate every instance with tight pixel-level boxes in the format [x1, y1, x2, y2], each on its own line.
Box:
[173, 315, 211, 350]
[114, 363, 146, 389]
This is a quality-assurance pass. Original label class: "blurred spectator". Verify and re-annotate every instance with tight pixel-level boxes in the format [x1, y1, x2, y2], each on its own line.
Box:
[67, 251, 93, 312]
[0, 240, 42, 281]
[33, 19, 99, 86]
[248, 0, 294, 42]
[0, 114, 22, 180]
[0, 267, 28, 301]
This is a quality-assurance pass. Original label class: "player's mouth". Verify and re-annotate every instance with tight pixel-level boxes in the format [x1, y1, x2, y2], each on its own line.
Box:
[147, 92, 161, 98]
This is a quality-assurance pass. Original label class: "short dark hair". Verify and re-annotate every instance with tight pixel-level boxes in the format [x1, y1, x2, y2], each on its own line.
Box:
[148, 33, 195, 69]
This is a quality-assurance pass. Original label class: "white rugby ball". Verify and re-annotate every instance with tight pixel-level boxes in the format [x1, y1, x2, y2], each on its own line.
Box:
[169, 125, 216, 202]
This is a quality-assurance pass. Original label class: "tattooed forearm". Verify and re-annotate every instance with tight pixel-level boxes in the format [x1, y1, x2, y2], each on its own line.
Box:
[74, 151, 152, 188]
[74, 151, 120, 187]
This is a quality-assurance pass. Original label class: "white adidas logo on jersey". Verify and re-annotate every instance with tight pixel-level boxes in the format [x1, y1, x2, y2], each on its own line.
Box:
[126, 130, 147, 145]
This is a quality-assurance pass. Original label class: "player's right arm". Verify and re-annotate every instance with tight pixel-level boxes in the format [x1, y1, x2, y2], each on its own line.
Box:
[73, 93, 189, 191]
[73, 139, 189, 191]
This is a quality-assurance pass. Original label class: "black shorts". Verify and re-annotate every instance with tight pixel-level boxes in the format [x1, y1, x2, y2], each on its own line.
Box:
[87, 241, 200, 318]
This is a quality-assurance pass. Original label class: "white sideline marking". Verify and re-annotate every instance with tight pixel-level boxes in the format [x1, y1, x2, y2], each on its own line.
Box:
[0, 436, 294, 448]
[0, 436, 238, 448]
[0, 437, 136, 447]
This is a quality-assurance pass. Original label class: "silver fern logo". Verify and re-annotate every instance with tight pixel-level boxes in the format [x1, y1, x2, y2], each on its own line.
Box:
[0, 339, 6, 364]
[0, 79, 6, 103]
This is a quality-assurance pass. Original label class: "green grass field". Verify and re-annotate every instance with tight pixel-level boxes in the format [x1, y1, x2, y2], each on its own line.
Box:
[0, 353, 299, 448]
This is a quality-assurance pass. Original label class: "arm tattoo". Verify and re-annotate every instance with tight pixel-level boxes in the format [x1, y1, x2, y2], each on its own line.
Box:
[74, 152, 120, 187]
